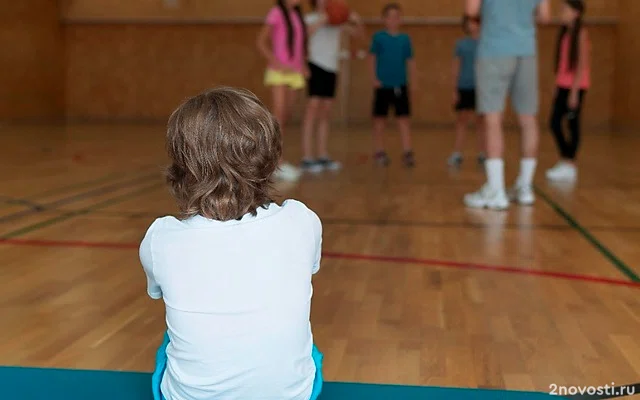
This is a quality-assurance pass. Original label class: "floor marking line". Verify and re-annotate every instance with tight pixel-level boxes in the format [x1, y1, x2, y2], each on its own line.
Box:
[0, 237, 638, 289]
[0, 183, 163, 239]
[534, 186, 640, 283]
[0, 171, 160, 225]
[0, 164, 157, 207]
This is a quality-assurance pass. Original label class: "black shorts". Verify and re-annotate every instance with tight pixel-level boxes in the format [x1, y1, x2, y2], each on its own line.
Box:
[373, 86, 410, 117]
[455, 88, 476, 111]
[307, 62, 337, 98]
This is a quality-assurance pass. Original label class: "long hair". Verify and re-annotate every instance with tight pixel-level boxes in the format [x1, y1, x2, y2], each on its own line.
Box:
[277, 0, 308, 60]
[554, 0, 585, 73]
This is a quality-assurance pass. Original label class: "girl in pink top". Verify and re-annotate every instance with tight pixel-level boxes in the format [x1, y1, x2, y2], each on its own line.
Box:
[546, 0, 590, 182]
[257, 0, 318, 182]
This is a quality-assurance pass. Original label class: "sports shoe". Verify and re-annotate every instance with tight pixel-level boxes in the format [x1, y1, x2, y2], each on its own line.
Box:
[545, 162, 577, 182]
[508, 184, 535, 205]
[374, 151, 390, 167]
[447, 152, 463, 167]
[477, 152, 487, 165]
[274, 162, 301, 182]
[403, 151, 415, 168]
[317, 157, 342, 172]
[300, 159, 323, 174]
[464, 184, 510, 210]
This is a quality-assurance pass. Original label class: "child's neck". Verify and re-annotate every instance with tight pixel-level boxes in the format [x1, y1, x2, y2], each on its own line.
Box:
[386, 27, 400, 35]
[470, 32, 479, 40]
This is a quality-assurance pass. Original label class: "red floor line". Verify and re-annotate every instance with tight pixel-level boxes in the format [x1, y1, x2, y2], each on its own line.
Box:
[1, 237, 639, 289]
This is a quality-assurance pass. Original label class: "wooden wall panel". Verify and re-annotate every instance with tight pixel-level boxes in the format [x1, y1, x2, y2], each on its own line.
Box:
[63, 0, 619, 19]
[614, 0, 640, 130]
[65, 23, 615, 128]
[0, 1, 65, 119]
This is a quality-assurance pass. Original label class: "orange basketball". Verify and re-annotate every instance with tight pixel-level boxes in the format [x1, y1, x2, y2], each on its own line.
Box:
[325, 0, 350, 25]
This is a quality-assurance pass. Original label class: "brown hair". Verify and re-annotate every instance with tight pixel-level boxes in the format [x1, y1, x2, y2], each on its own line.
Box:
[382, 2, 401, 16]
[165, 87, 282, 221]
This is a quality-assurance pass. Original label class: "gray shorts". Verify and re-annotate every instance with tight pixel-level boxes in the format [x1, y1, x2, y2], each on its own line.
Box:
[476, 56, 538, 115]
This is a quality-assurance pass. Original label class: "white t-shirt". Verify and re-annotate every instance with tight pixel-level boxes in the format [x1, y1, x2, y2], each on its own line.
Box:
[139, 199, 322, 400]
[305, 12, 342, 72]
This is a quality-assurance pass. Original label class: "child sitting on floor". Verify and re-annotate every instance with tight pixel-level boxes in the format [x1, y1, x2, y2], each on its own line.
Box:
[139, 87, 324, 400]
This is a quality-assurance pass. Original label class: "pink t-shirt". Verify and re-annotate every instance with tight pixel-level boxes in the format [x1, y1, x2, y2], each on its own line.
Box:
[266, 6, 305, 73]
[556, 32, 591, 89]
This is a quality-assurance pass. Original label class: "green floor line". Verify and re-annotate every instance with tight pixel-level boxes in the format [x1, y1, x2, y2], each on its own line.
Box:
[2, 183, 164, 239]
[0, 164, 158, 209]
[534, 186, 640, 283]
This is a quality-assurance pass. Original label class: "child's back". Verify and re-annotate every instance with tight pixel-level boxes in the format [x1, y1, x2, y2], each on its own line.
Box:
[140, 87, 323, 400]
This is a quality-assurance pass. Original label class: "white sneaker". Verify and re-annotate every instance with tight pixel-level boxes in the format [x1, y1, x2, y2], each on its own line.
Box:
[546, 162, 577, 182]
[508, 184, 535, 205]
[464, 184, 509, 210]
[274, 162, 301, 182]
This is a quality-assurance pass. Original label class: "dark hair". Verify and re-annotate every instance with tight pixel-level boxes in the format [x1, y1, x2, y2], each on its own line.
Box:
[382, 2, 401, 16]
[166, 87, 282, 222]
[462, 14, 480, 35]
[277, 0, 308, 60]
[555, 0, 585, 72]
[310, 0, 318, 10]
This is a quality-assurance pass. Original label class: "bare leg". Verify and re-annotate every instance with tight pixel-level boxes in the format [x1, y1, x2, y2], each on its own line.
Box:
[453, 111, 471, 153]
[518, 114, 539, 159]
[271, 85, 288, 164]
[396, 117, 412, 153]
[317, 99, 333, 158]
[475, 114, 486, 154]
[484, 112, 504, 159]
[372, 118, 386, 154]
[302, 98, 320, 160]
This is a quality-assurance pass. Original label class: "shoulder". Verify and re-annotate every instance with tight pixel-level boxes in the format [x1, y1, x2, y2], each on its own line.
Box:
[281, 199, 322, 228]
[372, 31, 386, 40]
[141, 215, 187, 241]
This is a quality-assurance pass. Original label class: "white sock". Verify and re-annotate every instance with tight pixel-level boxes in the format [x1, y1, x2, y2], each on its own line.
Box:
[517, 158, 537, 187]
[485, 158, 505, 192]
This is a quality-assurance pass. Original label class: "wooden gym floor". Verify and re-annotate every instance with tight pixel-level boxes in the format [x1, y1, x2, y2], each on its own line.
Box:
[0, 123, 638, 394]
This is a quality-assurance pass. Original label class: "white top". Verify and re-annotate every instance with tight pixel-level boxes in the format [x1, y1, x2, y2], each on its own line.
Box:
[305, 12, 342, 72]
[140, 199, 322, 400]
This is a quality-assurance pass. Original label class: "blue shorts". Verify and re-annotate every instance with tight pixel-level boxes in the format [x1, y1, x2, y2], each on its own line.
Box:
[151, 331, 324, 400]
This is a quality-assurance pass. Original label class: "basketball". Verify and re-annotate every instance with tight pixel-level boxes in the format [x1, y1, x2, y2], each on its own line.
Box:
[325, 0, 350, 25]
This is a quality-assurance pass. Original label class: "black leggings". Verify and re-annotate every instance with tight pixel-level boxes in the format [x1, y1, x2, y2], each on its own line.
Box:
[549, 87, 586, 160]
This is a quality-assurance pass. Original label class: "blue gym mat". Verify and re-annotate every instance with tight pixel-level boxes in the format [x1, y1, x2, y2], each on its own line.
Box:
[1, 366, 556, 400]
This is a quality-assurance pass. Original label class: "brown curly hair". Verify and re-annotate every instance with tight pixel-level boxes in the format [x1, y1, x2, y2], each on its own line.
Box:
[165, 87, 282, 221]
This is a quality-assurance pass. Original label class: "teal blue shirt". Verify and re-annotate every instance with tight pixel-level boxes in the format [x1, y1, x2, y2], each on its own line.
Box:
[369, 31, 413, 88]
[477, 0, 542, 58]
[455, 37, 477, 89]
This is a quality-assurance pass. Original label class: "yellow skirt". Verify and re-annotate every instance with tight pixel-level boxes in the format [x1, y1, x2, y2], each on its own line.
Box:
[264, 69, 306, 90]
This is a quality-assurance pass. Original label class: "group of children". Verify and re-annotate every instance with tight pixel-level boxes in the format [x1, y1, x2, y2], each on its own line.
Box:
[257, 0, 417, 182]
[140, 1, 591, 399]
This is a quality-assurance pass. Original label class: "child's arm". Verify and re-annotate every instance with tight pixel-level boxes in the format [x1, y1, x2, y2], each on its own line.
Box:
[452, 54, 460, 105]
[407, 36, 417, 93]
[465, 0, 481, 18]
[344, 12, 365, 39]
[569, 29, 590, 109]
[536, 0, 551, 24]
[256, 23, 281, 69]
